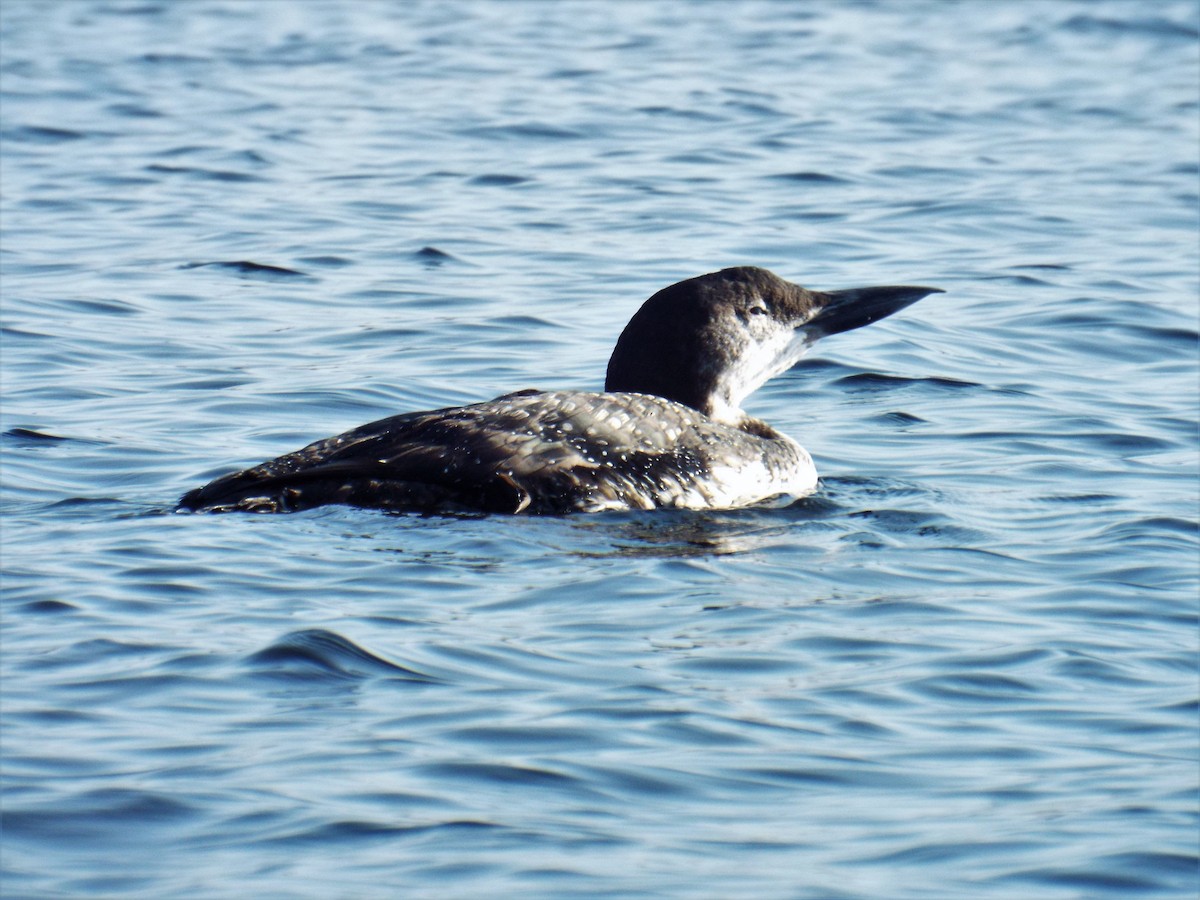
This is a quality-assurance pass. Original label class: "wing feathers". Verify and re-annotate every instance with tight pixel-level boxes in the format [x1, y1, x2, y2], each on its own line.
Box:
[179, 391, 783, 514]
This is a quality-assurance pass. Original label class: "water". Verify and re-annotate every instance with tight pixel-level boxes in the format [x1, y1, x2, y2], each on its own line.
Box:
[2, 1, 1197, 897]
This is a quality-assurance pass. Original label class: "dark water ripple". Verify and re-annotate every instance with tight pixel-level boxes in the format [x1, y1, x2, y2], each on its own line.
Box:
[246, 629, 443, 683]
[3, 0, 1198, 898]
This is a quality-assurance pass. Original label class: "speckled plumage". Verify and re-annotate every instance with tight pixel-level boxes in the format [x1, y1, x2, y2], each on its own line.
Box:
[178, 389, 814, 514]
[179, 267, 940, 515]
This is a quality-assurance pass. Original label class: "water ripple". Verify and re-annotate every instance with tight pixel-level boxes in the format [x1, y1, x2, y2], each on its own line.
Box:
[246, 630, 443, 683]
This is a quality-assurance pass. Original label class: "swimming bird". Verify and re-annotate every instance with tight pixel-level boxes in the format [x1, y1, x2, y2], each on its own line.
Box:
[178, 266, 940, 515]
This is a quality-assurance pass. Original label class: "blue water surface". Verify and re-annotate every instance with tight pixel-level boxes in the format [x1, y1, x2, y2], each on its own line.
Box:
[2, 1, 1198, 897]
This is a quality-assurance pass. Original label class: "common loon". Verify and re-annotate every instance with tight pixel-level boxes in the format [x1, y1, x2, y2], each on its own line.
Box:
[178, 267, 940, 515]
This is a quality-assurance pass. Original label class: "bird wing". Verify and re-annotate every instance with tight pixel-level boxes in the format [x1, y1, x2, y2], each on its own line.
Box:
[178, 391, 762, 514]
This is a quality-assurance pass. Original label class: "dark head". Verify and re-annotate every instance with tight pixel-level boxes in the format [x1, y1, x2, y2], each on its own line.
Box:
[605, 266, 942, 423]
